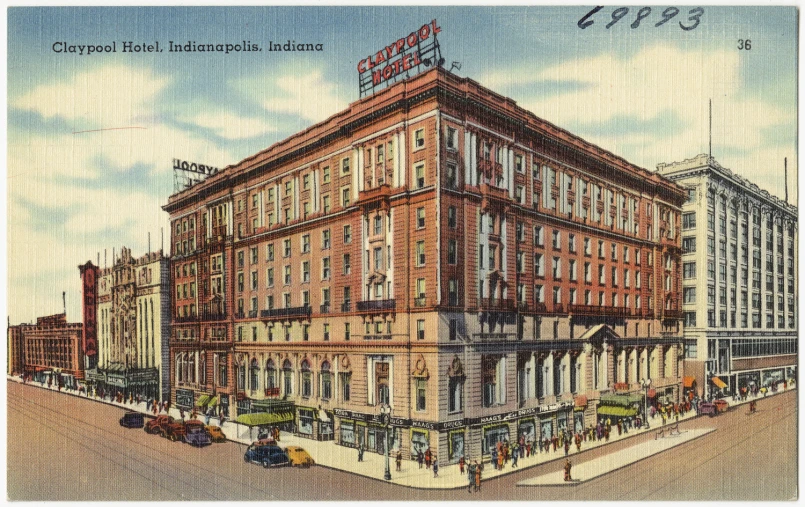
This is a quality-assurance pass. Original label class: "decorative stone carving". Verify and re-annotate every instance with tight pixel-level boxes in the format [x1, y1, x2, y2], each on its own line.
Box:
[412, 353, 429, 379]
[447, 356, 464, 378]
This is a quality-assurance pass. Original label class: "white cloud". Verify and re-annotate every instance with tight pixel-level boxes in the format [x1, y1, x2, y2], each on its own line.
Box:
[190, 110, 278, 139]
[261, 69, 348, 124]
[480, 44, 796, 203]
[13, 64, 169, 130]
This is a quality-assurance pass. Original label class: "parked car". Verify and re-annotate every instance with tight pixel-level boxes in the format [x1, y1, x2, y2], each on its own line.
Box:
[120, 411, 144, 429]
[698, 401, 718, 417]
[244, 444, 290, 468]
[206, 425, 227, 443]
[713, 399, 729, 413]
[165, 420, 188, 442]
[285, 446, 314, 468]
[184, 420, 212, 446]
[145, 415, 176, 435]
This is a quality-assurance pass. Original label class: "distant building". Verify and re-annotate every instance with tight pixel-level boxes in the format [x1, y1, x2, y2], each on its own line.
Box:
[13, 313, 84, 388]
[83, 247, 171, 400]
[657, 154, 798, 398]
[7, 320, 28, 376]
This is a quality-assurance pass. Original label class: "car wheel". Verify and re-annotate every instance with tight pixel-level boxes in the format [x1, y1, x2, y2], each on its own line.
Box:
[263, 460, 270, 468]
[244, 455, 250, 463]
[170, 434, 177, 442]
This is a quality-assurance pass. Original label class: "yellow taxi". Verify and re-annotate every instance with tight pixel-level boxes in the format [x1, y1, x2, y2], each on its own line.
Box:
[206, 425, 227, 443]
[285, 445, 315, 467]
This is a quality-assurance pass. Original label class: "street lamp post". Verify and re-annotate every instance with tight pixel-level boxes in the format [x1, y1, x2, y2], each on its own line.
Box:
[642, 378, 651, 429]
[380, 403, 392, 480]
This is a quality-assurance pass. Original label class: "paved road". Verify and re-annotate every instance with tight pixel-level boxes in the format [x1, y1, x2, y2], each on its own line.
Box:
[7, 381, 797, 500]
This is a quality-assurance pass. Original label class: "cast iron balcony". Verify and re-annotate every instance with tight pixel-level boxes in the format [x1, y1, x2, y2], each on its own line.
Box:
[260, 305, 312, 319]
[479, 298, 516, 311]
[356, 299, 396, 312]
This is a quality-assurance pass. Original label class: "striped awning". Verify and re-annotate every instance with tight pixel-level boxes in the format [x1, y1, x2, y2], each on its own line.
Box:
[711, 377, 728, 389]
[196, 395, 211, 407]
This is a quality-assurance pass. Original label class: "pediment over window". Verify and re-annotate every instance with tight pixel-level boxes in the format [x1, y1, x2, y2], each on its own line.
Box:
[447, 356, 464, 378]
[411, 354, 429, 379]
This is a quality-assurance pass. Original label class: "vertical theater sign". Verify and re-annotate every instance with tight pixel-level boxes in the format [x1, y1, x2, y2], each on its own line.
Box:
[78, 262, 99, 371]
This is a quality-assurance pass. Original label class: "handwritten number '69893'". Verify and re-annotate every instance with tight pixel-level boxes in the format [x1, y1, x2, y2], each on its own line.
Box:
[578, 7, 704, 31]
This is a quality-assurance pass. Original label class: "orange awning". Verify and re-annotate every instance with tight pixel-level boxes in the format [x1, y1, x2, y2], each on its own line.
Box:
[683, 376, 696, 388]
[711, 377, 727, 389]
[574, 395, 587, 407]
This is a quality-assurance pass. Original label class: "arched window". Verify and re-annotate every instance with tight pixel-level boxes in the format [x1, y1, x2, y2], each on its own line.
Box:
[176, 353, 184, 383]
[266, 359, 276, 390]
[301, 360, 312, 397]
[188, 353, 196, 384]
[321, 361, 332, 400]
[283, 359, 293, 396]
[250, 358, 260, 392]
[199, 352, 206, 386]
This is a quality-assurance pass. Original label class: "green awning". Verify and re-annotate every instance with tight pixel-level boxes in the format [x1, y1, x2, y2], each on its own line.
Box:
[597, 405, 638, 417]
[599, 393, 643, 406]
[235, 411, 294, 426]
[207, 397, 218, 408]
[250, 399, 294, 412]
[196, 395, 211, 407]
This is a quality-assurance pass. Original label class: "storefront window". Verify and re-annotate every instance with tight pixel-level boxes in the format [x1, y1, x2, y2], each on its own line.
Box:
[340, 420, 355, 445]
[518, 420, 536, 443]
[557, 411, 569, 434]
[540, 419, 553, 440]
[482, 425, 509, 456]
[298, 408, 314, 435]
[411, 429, 429, 456]
[448, 430, 465, 461]
[574, 412, 585, 433]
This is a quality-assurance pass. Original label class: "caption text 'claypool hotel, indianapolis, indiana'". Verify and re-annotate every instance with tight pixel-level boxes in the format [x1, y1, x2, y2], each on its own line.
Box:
[163, 22, 688, 464]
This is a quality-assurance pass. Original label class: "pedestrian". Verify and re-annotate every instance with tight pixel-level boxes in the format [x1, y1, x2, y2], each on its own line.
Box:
[432, 458, 439, 478]
[474, 461, 482, 492]
[526, 440, 532, 457]
[417, 450, 424, 469]
[616, 419, 622, 436]
[563, 459, 572, 482]
[538, 437, 544, 453]
[575, 432, 582, 452]
[512, 449, 518, 468]
[425, 447, 432, 469]
[497, 448, 504, 469]
[459, 455, 465, 474]
[358, 443, 365, 462]
[491, 447, 498, 470]
[396, 450, 402, 471]
[467, 461, 476, 493]
[564, 439, 570, 456]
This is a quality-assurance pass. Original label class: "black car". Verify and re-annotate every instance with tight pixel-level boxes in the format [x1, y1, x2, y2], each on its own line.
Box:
[244, 444, 290, 468]
[120, 412, 145, 428]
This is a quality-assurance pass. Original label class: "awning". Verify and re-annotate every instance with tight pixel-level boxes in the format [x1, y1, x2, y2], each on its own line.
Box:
[575, 395, 588, 407]
[207, 397, 219, 408]
[599, 393, 642, 406]
[196, 395, 211, 407]
[711, 377, 728, 389]
[235, 411, 294, 426]
[683, 376, 696, 388]
[597, 405, 638, 417]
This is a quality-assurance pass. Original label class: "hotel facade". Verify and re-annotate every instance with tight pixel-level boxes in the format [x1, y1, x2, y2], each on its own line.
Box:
[163, 67, 687, 463]
[657, 154, 798, 399]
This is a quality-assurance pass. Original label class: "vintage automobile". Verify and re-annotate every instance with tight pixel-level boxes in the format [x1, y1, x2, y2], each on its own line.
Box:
[285, 446, 315, 468]
[206, 425, 227, 443]
[698, 401, 718, 417]
[165, 419, 188, 442]
[244, 444, 290, 468]
[184, 420, 212, 446]
[119, 411, 145, 429]
[713, 399, 729, 413]
[144, 415, 176, 435]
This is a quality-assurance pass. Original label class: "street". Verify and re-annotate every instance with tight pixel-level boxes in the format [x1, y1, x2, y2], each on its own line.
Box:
[7, 380, 797, 500]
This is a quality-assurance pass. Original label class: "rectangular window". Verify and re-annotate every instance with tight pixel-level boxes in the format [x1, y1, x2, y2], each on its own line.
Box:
[416, 241, 425, 266]
[342, 157, 350, 175]
[448, 206, 457, 228]
[417, 319, 425, 340]
[415, 163, 425, 189]
[417, 207, 425, 229]
[342, 187, 351, 207]
[414, 128, 425, 148]
[343, 254, 351, 275]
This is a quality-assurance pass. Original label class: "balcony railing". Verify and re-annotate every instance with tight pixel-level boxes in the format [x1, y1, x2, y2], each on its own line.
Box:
[260, 306, 312, 319]
[479, 298, 516, 311]
[341, 302, 352, 312]
[174, 315, 198, 323]
[248, 310, 258, 318]
[320, 304, 331, 314]
[356, 299, 396, 312]
[362, 334, 392, 340]
[568, 304, 632, 317]
[414, 296, 428, 308]
[235, 312, 245, 319]
[663, 310, 683, 319]
[200, 311, 227, 321]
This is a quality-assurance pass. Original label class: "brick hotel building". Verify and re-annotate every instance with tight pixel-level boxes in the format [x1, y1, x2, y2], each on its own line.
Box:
[163, 67, 687, 463]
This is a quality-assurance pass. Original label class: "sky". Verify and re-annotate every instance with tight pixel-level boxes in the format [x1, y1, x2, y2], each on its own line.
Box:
[5, 5, 798, 324]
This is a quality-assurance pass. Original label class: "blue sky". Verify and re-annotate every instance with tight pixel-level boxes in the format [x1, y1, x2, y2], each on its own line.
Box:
[6, 6, 798, 323]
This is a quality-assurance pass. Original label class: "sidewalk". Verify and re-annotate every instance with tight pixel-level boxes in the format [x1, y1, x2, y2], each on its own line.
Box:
[517, 428, 714, 486]
[8, 376, 794, 489]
